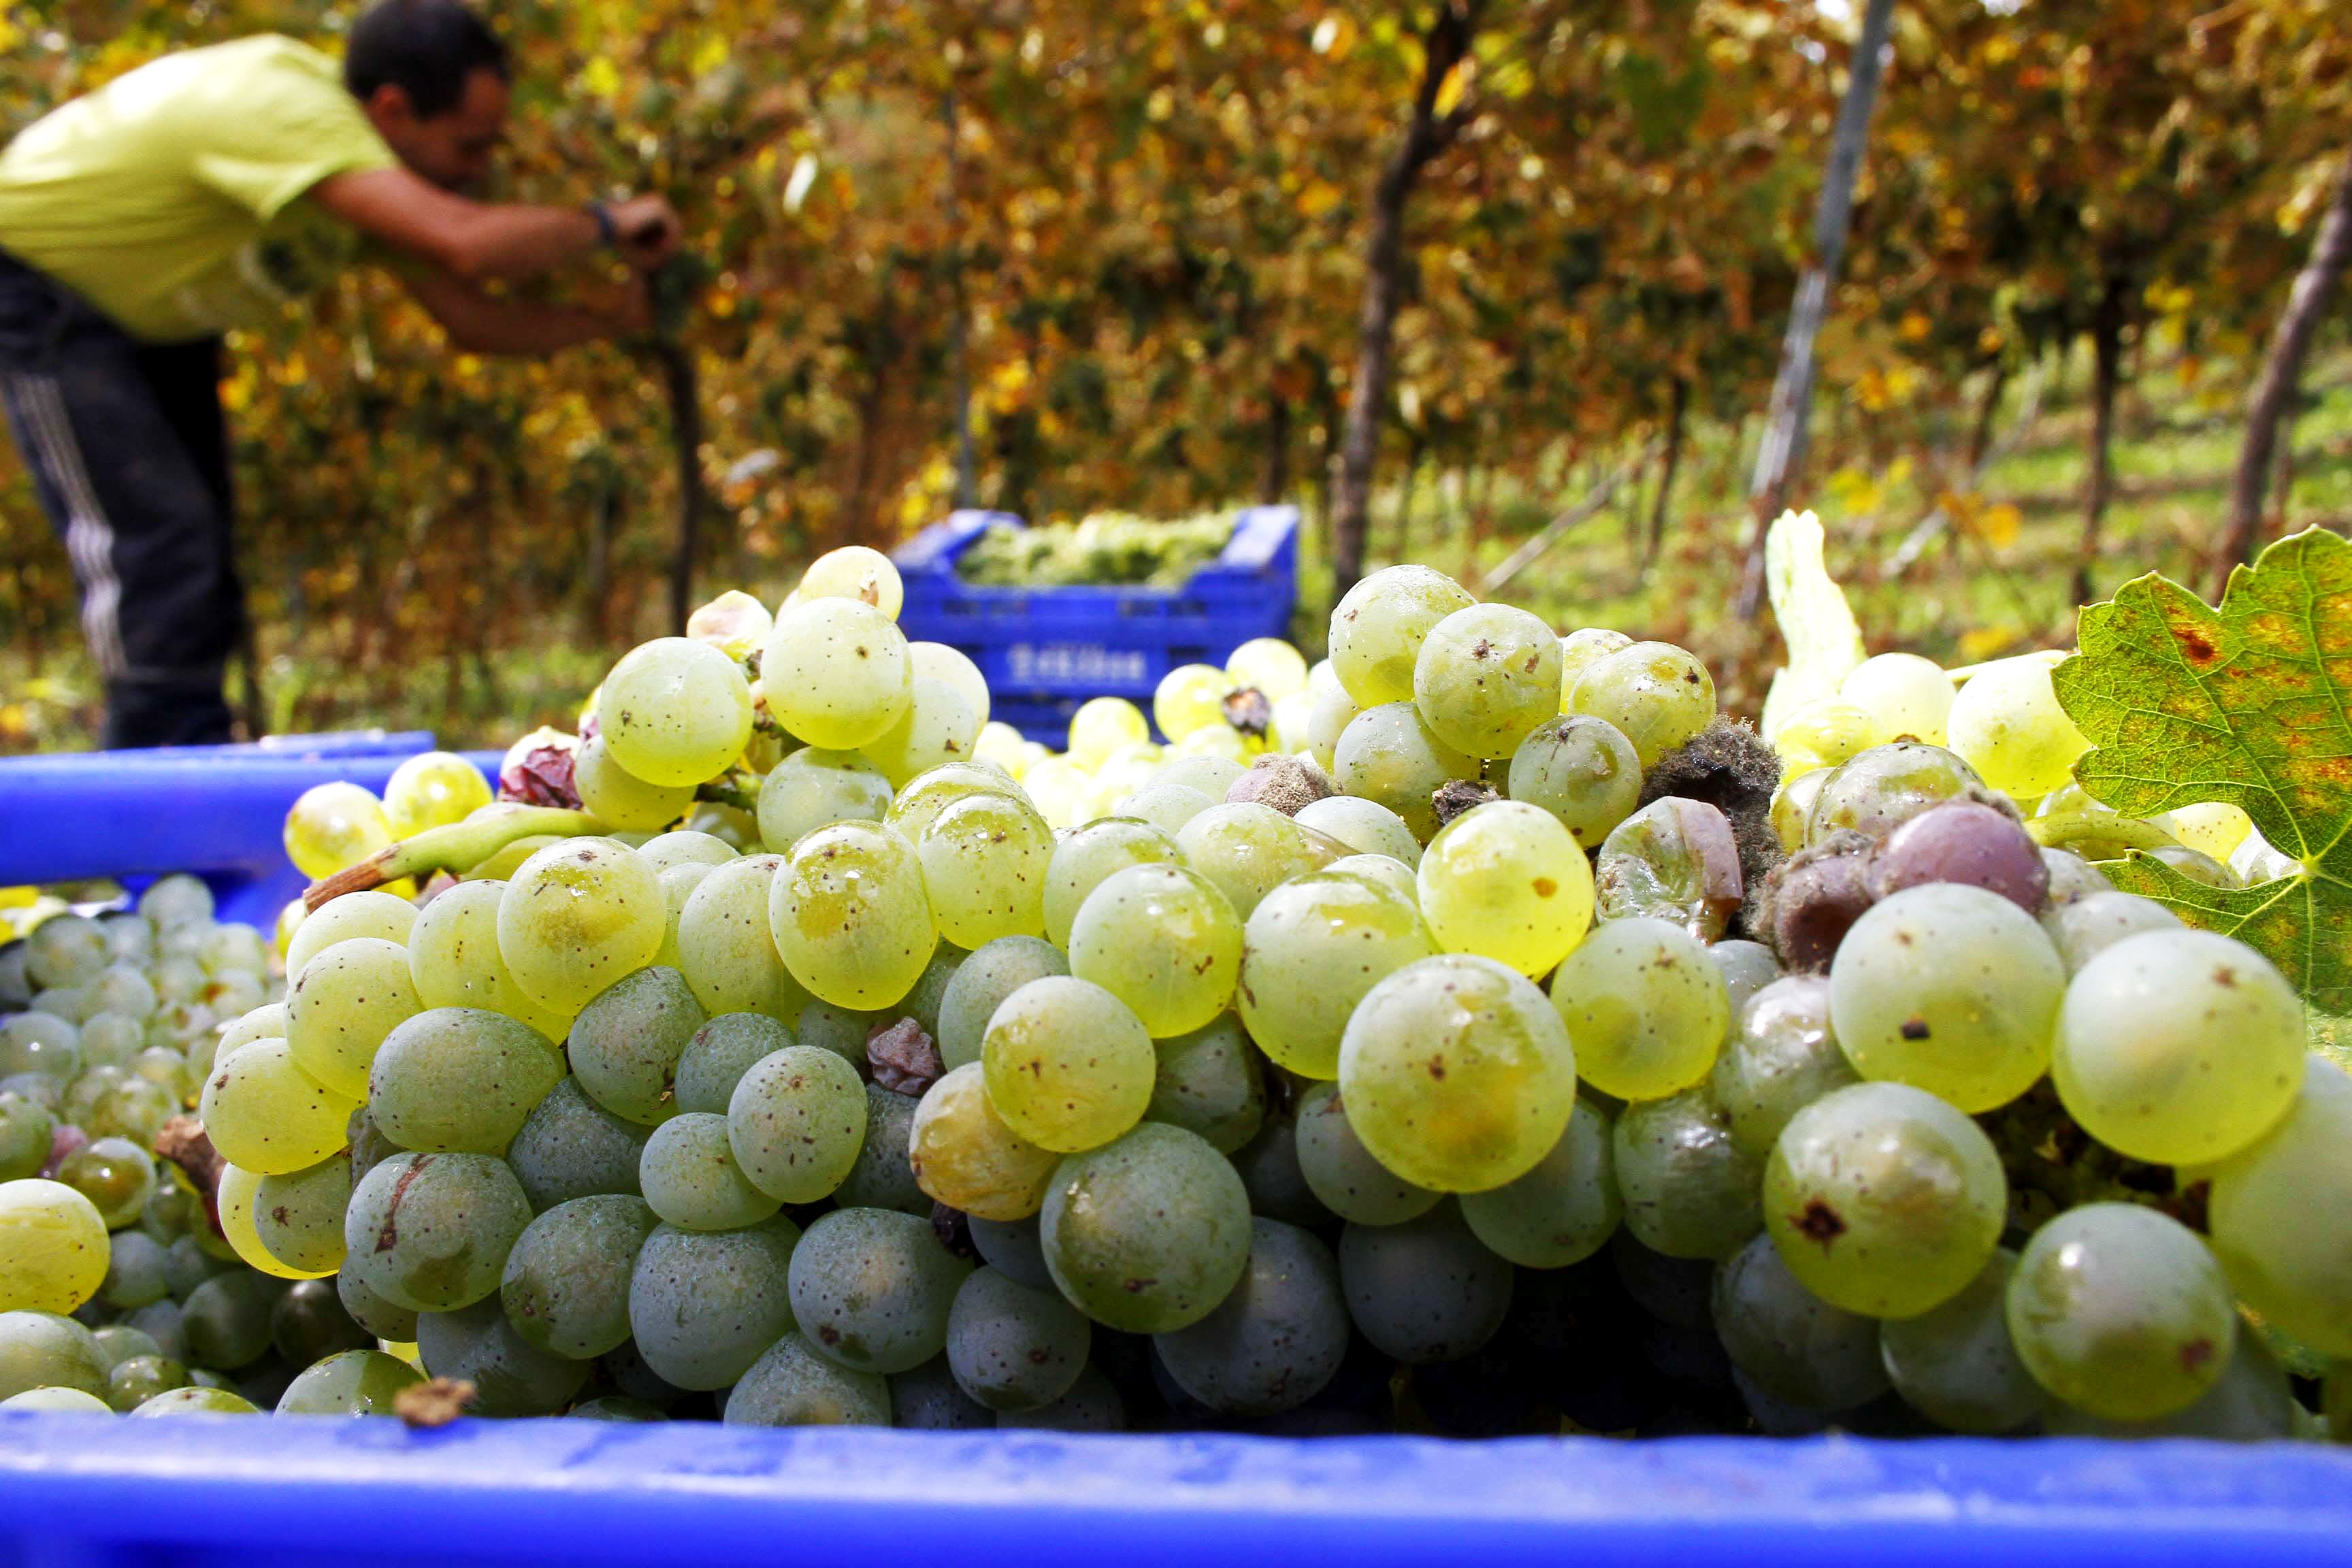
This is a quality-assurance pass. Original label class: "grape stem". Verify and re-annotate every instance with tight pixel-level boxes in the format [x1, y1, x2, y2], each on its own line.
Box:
[2025, 812, 2177, 855]
[695, 779, 759, 813]
[301, 805, 602, 910]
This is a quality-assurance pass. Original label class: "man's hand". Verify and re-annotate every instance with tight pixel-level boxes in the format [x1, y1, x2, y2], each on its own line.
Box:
[602, 195, 682, 271]
[607, 274, 655, 341]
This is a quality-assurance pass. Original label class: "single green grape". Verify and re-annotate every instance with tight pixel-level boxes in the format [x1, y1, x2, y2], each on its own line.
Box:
[495, 839, 666, 1017]
[638, 830, 739, 872]
[343, 1152, 532, 1313]
[799, 544, 903, 617]
[1459, 1096, 1619, 1267]
[1041, 819, 1186, 948]
[1294, 1081, 1438, 1226]
[1067, 864, 1242, 1039]
[1839, 651, 1953, 746]
[574, 734, 695, 832]
[763, 598, 912, 750]
[383, 750, 493, 838]
[864, 676, 984, 789]
[918, 791, 1054, 949]
[653, 860, 713, 969]
[627, 1215, 801, 1390]
[1238, 868, 1433, 1079]
[250, 1153, 352, 1275]
[1555, 628, 1632, 708]
[1412, 603, 1564, 760]
[2052, 928, 2304, 1165]
[1066, 696, 1149, 768]
[282, 781, 393, 881]
[1771, 698, 1886, 770]
[1041, 1122, 1251, 1333]
[1418, 800, 1594, 979]
[25, 914, 108, 990]
[789, 1207, 971, 1374]
[2206, 1053, 2352, 1358]
[1331, 702, 1480, 842]
[908, 1063, 1060, 1221]
[1614, 1085, 1761, 1261]
[1293, 795, 1422, 866]
[947, 1265, 1091, 1412]
[1144, 1014, 1265, 1154]
[1228, 636, 1308, 700]
[674, 1012, 792, 1115]
[728, 1044, 868, 1203]
[725, 1330, 892, 1426]
[0, 1093, 54, 1183]
[982, 977, 1156, 1154]
[1174, 802, 1344, 920]
[1946, 655, 2090, 798]
[368, 1007, 563, 1155]
[567, 965, 707, 1126]
[0, 1011, 80, 1081]
[676, 854, 812, 1023]
[1507, 715, 1643, 849]
[885, 762, 1026, 841]
[1337, 953, 1578, 1194]
[1878, 1248, 2044, 1433]
[1765, 1081, 2005, 1319]
[770, 822, 937, 1009]
[1714, 1230, 1889, 1411]
[200, 1037, 358, 1175]
[505, 1077, 651, 1211]
[405, 880, 569, 1039]
[1154, 1217, 1348, 1416]
[638, 1112, 781, 1231]
[1803, 742, 1983, 843]
[1335, 1201, 1512, 1365]
[1564, 640, 1714, 766]
[2006, 1202, 2237, 1421]
[0, 1181, 110, 1313]
[1327, 564, 1476, 709]
[1710, 974, 1857, 1160]
[1113, 783, 1218, 836]
[54, 1137, 155, 1230]
[1549, 917, 1728, 1101]
[1828, 883, 2063, 1113]
[599, 636, 755, 787]
[2039, 889, 2180, 972]
[1155, 663, 1235, 740]
[413, 1295, 588, 1416]
[285, 890, 416, 982]
[276, 1348, 425, 1416]
[757, 748, 893, 853]
[1305, 681, 1362, 774]
[935, 936, 1068, 1072]
[909, 641, 988, 728]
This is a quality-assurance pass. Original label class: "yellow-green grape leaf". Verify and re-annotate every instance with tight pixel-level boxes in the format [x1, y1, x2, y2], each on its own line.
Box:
[2053, 529, 2352, 1014]
[1760, 510, 1866, 742]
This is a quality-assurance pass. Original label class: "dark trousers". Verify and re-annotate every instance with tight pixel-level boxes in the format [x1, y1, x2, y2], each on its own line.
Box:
[0, 248, 241, 747]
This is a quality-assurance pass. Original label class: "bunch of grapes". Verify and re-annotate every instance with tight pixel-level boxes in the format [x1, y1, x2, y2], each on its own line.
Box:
[3, 544, 2343, 1441]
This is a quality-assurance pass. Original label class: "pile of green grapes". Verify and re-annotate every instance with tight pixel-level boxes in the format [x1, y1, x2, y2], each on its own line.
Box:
[2, 544, 2345, 1440]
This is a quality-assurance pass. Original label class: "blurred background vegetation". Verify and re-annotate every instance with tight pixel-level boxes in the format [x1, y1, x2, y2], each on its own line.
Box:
[1, 0, 2347, 749]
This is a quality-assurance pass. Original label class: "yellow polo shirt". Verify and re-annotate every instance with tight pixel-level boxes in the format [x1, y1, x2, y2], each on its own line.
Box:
[0, 35, 397, 342]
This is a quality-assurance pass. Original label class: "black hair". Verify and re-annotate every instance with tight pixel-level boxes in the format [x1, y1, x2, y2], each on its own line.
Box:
[344, 0, 509, 118]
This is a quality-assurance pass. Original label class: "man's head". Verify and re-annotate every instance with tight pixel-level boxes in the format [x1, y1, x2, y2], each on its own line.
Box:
[345, 0, 510, 192]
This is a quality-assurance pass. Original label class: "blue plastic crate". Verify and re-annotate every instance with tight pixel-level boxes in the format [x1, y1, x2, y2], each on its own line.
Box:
[0, 1420, 2348, 1568]
[895, 506, 1300, 745]
[0, 736, 499, 927]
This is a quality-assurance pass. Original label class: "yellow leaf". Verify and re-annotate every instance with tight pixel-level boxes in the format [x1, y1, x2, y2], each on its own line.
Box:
[581, 56, 621, 100]
[1433, 62, 1467, 120]
[691, 36, 729, 77]
[1897, 311, 1931, 342]
[1977, 502, 2022, 548]
[1958, 624, 2021, 663]
[1297, 180, 1342, 218]
[1311, 15, 1356, 57]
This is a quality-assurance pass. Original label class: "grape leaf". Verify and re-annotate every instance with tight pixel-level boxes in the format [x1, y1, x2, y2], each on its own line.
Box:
[2053, 528, 2352, 1014]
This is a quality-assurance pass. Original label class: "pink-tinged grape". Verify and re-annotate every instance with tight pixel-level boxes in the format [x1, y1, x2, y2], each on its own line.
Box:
[1418, 801, 1593, 979]
[909, 1064, 1060, 1221]
[599, 636, 754, 787]
[2206, 1054, 2352, 1358]
[1069, 865, 1242, 1039]
[1827, 883, 2063, 1113]
[1413, 604, 1564, 760]
[1865, 800, 2048, 910]
[1328, 565, 1476, 710]
[1337, 953, 1578, 1194]
[1333, 702, 1480, 843]
[1239, 868, 1433, 1079]
[2053, 929, 2304, 1166]
[495, 840, 666, 1017]
[1765, 1081, 2005, 1319]
[1564, 640, 1714, 767]
[1804, 742, 1984, 844]
[763, 599, 911, 750]
[1459, 1096, 1619, 1267]
[1550, 917, 1727, 1101]
[2005, 1203, 2236, 1421]
[769, 822, 936, 1009]
[982, 977, 1156, 1153]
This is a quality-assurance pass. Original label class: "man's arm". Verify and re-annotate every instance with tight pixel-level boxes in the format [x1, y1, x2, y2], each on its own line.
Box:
[310, 167, 677, 280]
[398, 262, 647, 357]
